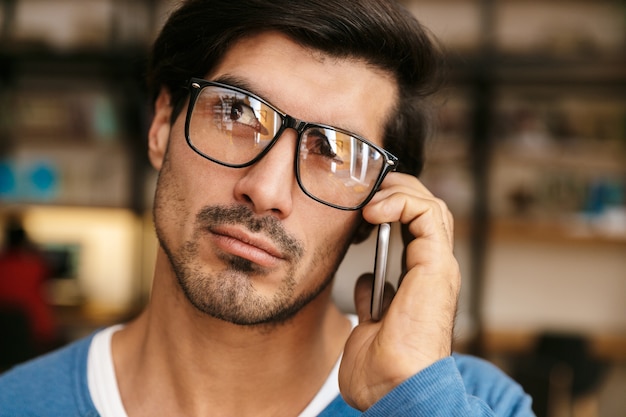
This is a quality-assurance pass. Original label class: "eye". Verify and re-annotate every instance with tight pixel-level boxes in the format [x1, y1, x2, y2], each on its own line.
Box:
[230, 102, 246, 121]
[306, 130, 344, 164]
[229, 101, 268, 135]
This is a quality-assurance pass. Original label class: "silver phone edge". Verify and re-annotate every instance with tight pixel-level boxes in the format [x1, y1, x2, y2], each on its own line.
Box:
[371, 223, 390, 321]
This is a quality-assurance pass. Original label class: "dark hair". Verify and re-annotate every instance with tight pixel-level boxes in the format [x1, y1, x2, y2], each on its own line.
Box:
[148, 0, 442, 176]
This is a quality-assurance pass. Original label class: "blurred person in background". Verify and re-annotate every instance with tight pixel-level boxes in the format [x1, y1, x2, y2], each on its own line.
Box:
[0, 215, 57, 367]
[0, 0, 534, 415]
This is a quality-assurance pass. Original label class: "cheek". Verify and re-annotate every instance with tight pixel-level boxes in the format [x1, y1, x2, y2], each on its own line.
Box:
[153, 139, 217, 240]
[153, 151, 192, 241]
[161, 126, 238, 206]
[296, 212, 362, 277]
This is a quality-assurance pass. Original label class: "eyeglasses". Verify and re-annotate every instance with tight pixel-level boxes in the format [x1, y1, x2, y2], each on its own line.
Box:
[184, 77, 398, 210]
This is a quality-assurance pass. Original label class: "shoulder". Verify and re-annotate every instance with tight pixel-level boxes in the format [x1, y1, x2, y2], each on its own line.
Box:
[0, 333, 99, 417]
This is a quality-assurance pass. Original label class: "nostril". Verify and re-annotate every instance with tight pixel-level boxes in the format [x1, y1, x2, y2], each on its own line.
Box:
[241, 194, 253, 205]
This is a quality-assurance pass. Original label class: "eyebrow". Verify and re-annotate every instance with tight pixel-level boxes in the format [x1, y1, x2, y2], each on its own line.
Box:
[209, 74, 370, 142]
[212, 75, 269, 102]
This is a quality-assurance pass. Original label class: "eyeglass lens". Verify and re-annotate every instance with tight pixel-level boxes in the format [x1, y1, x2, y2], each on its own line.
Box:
[187, 84, 389, 209]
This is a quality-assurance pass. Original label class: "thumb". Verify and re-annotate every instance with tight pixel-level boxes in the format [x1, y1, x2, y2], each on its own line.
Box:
[354, 274, 396, 323]
[354, 274, 374, 323]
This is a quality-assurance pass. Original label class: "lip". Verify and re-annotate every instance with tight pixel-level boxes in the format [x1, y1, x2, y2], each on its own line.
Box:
[209, 226, 285, 268]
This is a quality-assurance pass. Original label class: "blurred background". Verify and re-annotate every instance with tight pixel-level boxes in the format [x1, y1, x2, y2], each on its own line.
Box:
[0, 0, 624, 416]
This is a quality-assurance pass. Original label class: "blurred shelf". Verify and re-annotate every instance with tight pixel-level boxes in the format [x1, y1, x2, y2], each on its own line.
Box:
[481, 329, 626, 362]
[492, 147, 625, 178]
[445, 53, 626, 89]
[0, 35, 150, 211]
[492, 55, 626, 87]
[489, 217, 626, 246]
[452, 216, 626, 246]
[0, 47, 148, 81]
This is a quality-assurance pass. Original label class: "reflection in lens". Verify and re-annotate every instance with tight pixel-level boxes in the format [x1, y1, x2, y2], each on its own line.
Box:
[298, 132, 383, 209]
[190, 87, 277, 165]
[189, 83, 391, 209]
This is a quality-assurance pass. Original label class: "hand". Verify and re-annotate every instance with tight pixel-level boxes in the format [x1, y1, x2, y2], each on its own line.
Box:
[338, 173, 461, 410]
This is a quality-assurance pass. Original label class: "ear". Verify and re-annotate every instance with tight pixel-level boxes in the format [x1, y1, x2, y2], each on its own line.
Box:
[148, 88, 173, 171]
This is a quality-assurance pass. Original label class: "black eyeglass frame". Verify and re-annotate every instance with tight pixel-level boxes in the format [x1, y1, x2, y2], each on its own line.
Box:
[184, 77, 399, 211]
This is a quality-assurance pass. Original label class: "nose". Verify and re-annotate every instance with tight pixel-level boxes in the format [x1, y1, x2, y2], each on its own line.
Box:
[233, 130, 298, 218]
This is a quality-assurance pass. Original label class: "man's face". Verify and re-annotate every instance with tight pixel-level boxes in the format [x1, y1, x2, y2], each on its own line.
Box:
[150, 32, 398, 325]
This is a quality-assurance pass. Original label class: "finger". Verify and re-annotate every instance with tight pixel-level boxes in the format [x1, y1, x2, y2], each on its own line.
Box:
[369, 172, 436, 203]
[399, 195, 455, 256]
[354, 274, 396, 323]
[367, 191, 453, 250]
[365, 175, 455, 247]
[401, 194, 453, 247]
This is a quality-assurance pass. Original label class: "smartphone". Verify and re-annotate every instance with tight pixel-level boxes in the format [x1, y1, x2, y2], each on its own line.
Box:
[370, 223, 391, 321]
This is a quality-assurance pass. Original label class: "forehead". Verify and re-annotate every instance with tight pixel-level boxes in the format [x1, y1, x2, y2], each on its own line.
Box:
[205, 32, 398, 147]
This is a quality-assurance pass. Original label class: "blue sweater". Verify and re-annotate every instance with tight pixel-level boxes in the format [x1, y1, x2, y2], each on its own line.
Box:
[0, 332, 534, 416]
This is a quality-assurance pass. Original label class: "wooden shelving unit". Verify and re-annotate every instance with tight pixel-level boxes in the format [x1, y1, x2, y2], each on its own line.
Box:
[0, 0, 166, 211]
[408, 1, 626, 363]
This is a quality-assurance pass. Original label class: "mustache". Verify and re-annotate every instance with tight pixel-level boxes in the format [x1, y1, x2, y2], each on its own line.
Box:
[196, 205, 304, 260]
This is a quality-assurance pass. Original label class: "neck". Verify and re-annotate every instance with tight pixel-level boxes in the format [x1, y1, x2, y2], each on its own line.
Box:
[113, 253, 352, 417]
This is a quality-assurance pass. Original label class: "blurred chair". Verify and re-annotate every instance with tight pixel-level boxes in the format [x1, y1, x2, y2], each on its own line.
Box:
[0, 305, 35, 371]
[513, 333, 608, 417]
